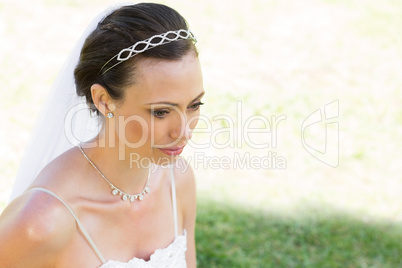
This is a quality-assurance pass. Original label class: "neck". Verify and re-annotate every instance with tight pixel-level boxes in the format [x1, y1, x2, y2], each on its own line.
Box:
[81, 134, 150, 194]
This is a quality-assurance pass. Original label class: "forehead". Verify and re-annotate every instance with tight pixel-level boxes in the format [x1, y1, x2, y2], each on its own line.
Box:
[125, 53, 203, 103]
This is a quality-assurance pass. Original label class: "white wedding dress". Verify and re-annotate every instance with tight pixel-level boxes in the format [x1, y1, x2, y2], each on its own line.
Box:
[100, 231, 187, 268]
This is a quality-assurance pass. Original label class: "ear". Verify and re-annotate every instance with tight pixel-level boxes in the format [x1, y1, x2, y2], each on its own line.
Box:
[90, 84, 115, 116]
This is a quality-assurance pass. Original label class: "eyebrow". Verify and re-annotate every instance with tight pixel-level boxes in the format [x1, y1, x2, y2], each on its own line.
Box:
[146, 91, 205, 106]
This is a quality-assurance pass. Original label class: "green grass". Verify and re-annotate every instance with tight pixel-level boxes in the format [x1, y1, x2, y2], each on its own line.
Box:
[196, 198, 402, 268]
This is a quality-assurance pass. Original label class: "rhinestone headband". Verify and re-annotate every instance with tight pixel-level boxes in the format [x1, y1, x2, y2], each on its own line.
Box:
[100, 29, 196, 75]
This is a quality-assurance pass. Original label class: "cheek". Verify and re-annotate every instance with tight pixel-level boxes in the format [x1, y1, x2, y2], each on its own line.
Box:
[150, 120, 170, 140]
[188, 112, 201, 130]
[117, 115, 151, 145]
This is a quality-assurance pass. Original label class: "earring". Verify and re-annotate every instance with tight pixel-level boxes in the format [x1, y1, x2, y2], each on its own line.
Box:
[107, 112, 114, 118]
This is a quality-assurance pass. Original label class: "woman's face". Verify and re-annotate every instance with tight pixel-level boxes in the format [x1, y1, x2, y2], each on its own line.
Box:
[113, 52, 204, 164]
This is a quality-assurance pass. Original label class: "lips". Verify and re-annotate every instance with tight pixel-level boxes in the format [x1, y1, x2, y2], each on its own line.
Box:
[158, 146, 185, 156]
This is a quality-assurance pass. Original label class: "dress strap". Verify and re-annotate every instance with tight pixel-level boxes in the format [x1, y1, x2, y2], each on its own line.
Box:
[27, 187, 106, 264]
[170, 165, 179, 238]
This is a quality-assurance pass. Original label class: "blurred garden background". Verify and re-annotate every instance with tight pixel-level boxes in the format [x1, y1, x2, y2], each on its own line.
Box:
[1, 0, 401, 267]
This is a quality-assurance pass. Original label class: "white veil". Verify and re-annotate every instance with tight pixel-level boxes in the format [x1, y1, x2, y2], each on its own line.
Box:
[9, 4, 128, 201]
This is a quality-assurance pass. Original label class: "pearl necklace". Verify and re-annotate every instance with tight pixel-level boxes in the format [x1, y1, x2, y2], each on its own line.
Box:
[78, 145, 150, 202]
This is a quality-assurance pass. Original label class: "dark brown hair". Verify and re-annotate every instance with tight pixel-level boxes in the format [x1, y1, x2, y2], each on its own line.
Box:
[74, 3, 198, 115]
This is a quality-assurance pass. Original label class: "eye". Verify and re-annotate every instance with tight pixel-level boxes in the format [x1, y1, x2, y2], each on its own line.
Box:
[152, 109, 170, 119]
[189, 102, 204, 111]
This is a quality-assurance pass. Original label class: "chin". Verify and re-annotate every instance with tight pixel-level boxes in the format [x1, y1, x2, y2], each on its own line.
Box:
[152, 152, 181, 166]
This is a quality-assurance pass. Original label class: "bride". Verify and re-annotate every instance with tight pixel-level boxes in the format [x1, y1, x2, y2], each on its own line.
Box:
[0, 3, 203, 267]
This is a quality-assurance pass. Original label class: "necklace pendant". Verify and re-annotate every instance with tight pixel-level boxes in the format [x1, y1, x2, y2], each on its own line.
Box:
[78, 145, 151, 204]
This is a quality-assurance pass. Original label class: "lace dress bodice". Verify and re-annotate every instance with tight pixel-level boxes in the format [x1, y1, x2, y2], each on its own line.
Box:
[100, 231, 187, 268]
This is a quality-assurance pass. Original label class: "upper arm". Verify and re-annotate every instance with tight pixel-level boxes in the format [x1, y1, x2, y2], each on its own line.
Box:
[0, 191, 75, 267]
[173, 158, 197, 267]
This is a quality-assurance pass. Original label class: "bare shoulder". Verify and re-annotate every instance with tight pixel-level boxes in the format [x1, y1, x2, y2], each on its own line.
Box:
[171, 157, 196, 197]
[170, 157, 196, 221]
[170, 158, 197, 267]
[0, 184, 76, 266]
[32, 146, 86, 190]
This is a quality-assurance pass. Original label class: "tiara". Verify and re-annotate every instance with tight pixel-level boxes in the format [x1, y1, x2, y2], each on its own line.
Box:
[100, 29, 196, 75]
